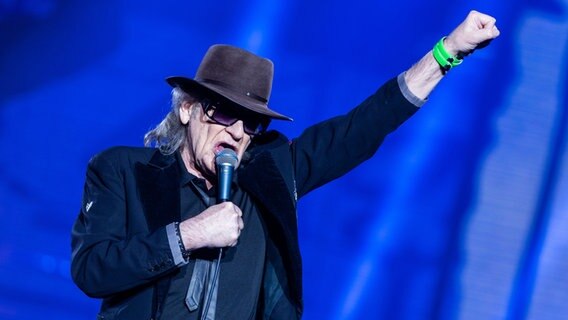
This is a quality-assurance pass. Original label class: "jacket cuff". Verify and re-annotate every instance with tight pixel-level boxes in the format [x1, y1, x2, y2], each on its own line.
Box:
[397, 72, 427, 107]
[166, 222, 190, 266]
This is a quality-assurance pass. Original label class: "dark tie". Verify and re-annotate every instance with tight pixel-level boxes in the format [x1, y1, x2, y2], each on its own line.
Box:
[186, 258, 219, 319]
[186, 180, 220, 319]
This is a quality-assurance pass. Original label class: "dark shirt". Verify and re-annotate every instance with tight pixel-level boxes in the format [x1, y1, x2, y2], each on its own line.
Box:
[160, 152, 266, 319]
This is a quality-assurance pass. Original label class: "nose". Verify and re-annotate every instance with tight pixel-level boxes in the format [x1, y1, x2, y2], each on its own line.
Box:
[225, 120, 245, 140]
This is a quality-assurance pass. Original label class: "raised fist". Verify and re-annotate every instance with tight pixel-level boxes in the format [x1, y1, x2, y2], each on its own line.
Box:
[444, 10, 500, 56]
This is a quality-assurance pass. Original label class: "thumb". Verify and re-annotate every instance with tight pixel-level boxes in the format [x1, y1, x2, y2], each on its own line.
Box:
[482, 17, 496, 30]
[477, 14, 499, 38]
[482, 18, 499, 38]
[491, 25, 501, 37]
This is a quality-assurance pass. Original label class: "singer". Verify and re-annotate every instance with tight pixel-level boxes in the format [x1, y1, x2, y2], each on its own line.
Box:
[71, 10, 499, 320]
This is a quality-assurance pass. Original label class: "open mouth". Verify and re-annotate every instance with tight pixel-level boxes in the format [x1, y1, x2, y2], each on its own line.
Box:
[214, 142, 236, 155]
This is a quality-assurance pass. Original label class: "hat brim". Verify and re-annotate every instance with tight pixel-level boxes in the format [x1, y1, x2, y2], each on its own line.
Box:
[166, 76, 293, 121]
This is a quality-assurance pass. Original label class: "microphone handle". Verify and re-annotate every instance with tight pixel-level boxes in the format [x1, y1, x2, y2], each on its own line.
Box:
[217, 163, 234, 203]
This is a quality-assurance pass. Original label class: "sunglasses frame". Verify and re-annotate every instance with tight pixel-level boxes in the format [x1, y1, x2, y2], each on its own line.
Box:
[200, 98, 270, 136]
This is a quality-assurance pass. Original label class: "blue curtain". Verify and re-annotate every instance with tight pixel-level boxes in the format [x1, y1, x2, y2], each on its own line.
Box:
[1, 1, 567, 319]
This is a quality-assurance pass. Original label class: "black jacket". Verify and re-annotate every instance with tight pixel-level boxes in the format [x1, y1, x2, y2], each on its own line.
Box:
[71, 77, 418, 319]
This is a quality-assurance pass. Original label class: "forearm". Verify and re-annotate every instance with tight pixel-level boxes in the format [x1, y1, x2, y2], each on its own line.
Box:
[404, 49, 445, 100]
[71, 224, 179, 298]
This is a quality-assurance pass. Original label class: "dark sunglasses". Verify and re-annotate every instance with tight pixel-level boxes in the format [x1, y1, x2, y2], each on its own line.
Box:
[200, 99, 271, 135]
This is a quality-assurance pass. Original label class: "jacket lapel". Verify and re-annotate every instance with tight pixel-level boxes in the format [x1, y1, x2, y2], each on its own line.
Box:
[238, 149, 296, 226]
[238, 143, 303, 311]
[135, 150, 181, 231]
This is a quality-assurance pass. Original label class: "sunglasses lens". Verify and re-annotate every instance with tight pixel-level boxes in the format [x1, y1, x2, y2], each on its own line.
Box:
[205, 100, 270, 135]
[243, 122, 260, 135]
[245, 118, 270, 135]
[211, 108, 236, 126]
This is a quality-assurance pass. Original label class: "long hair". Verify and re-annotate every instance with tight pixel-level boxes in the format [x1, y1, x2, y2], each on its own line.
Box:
[144, 87, 197, 155]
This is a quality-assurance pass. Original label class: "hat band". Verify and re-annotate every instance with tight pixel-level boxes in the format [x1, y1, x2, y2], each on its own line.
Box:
[196, 78, 268, 104]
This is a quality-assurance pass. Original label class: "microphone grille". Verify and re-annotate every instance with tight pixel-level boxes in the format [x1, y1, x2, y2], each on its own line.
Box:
[215, 149, 238, 167]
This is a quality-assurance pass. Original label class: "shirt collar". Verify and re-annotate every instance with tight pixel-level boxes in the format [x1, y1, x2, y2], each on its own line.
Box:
[175, 149, 239, 193]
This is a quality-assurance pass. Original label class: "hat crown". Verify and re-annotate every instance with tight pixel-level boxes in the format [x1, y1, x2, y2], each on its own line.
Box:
[166, 44, 292, 121]
[195, 45, 273, 103]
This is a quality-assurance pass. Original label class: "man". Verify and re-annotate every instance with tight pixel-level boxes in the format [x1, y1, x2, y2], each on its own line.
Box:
[71, 10, 499, 320]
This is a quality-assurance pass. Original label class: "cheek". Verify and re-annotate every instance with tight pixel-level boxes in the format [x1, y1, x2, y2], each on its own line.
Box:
[197, 127, 222, 164]
[190, 124, 209, 148]
[187, 127, 206, 160]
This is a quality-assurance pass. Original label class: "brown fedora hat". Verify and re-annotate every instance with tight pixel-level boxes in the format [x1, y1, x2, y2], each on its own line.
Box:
[166, 44, 292, 121]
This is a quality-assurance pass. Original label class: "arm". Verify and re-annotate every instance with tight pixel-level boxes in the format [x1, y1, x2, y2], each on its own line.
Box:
[292, 10, 499, 198]
[292, 77, 418, 198]
[71, 151, 180, 298]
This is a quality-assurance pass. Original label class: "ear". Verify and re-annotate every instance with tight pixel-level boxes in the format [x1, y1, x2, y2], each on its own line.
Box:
[179, 101, 193, 125]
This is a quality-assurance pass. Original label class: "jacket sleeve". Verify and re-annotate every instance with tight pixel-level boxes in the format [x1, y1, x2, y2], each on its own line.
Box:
[70, 149, 181, 298]
[291, 76, 419, 198]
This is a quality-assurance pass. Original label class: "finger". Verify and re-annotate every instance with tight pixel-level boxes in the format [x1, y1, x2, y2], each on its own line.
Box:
[481, 23, 499, 40]
[481, 15, 496, 28]
[473, 14, 498, 42]
[234, 206, 242, 217]
[492, 25, 501, 37]
[220, 201, 231, 208]
[238, 218, 244, 230]
[483, 18, 496, 31]
[470, 10, 496, 28]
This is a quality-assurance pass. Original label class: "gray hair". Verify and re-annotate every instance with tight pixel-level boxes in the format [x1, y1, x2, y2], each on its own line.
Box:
[144, 87, 197, 155]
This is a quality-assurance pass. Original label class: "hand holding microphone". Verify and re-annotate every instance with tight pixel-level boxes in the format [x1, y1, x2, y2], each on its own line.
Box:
[180, 202, 243, 249]
[212, 148, 244, 247]
[179, 149, 244, 249]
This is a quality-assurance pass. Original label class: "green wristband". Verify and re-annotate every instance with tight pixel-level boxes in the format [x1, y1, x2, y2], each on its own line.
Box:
[432, 37, 463, 71]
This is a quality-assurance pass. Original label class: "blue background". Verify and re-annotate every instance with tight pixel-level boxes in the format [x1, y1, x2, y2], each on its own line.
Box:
[1, 0, 567, 319]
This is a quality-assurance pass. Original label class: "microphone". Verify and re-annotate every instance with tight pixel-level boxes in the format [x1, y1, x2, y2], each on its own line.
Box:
[215, 149, 238, 203]
[202, 149, 237, 319]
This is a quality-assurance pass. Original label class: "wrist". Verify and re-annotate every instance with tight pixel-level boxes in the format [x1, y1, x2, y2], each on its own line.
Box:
[443, 37, 460, 56]
[174, 222, 192, 261]
[432, 36, 463, 73]
[179, 219, 205, 251]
